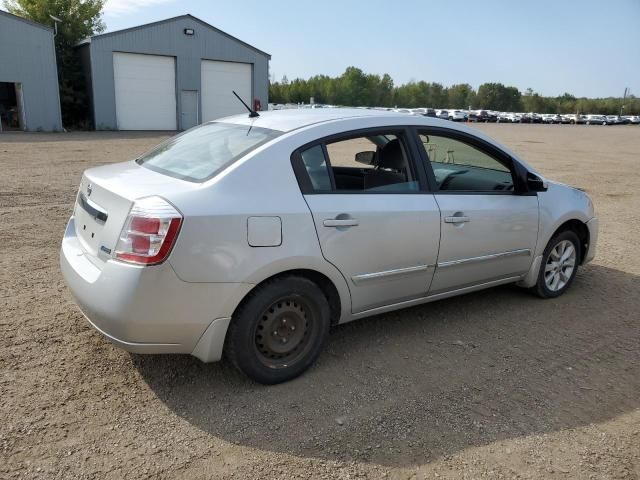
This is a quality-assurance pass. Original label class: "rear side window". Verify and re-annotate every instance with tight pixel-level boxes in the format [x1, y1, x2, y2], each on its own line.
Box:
[296, 132, 419, 193]
[137, 122, 282, 182]
[300, 145, 332, 191]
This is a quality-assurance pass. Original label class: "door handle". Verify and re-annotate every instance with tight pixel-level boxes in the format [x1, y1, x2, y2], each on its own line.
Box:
[323, 218, 359, 228]
[444, 215, 470, 224]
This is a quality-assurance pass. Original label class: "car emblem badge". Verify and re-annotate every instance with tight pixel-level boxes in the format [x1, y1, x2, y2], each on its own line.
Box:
[86, 183, 92, 197]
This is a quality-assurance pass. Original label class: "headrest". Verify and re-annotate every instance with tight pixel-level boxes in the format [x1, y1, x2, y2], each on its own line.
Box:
[377, 139, 405, 170]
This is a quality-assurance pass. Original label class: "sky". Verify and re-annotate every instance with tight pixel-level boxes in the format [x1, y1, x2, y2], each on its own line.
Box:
[51, 0, 640, 97]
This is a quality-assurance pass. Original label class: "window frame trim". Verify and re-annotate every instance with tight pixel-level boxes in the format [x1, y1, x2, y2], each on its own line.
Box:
[290, 126, 431, 195]
[412, 126, 533, 196]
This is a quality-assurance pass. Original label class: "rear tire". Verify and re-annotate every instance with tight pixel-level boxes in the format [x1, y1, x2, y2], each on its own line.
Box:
[531, 230, 581, 298]
[225, 275, 330, 384]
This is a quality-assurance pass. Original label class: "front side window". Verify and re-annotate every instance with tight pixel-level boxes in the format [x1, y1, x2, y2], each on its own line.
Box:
[298, 132, 419, 193]
[419, 133, 514, 192]
[137, 122, 282, 182]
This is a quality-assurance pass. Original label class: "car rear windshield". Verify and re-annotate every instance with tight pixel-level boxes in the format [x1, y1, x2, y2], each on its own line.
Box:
[136, 122, 282, 182]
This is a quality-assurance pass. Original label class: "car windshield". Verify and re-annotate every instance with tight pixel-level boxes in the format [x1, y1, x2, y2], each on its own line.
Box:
[136, 122, 282, 182]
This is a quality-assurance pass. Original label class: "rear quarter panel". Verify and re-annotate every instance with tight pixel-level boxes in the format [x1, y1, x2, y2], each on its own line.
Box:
[166, 128, 354, 321]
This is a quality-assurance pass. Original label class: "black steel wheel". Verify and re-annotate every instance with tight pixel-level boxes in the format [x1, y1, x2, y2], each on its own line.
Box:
[254, 297, 314, 368]
[225, 275, 330, 384]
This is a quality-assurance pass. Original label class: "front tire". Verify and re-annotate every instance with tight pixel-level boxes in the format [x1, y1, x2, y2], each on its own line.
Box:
[531, 230, 581, 298]
[225, 276, 330, 384]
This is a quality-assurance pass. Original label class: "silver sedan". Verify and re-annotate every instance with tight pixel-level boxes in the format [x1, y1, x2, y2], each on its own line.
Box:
[60, 109, 598, 384]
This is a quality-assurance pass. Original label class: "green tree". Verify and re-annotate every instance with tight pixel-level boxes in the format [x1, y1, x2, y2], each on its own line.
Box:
[4, 0, 105, 127]
[476, 83, 522, 111]
[522, 93, 546, 112]
[288, 78, 310, 103]
[447, 83, 475, 109]
[336, 67, 370, 106]
[555, 92, 577, 114]
[375, 73, 394, 107]
[268, 67, 639, 115]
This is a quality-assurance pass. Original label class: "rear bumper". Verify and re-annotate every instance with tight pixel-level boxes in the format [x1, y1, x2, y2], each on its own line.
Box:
[60, 217, 253, 360]
[584, 217, 599, 264]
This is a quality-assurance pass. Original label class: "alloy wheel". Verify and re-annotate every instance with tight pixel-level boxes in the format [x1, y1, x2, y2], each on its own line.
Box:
[544, 239, 576, 291]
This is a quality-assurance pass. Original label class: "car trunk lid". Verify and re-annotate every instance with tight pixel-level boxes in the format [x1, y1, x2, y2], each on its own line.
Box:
[73, 160, 198, 266]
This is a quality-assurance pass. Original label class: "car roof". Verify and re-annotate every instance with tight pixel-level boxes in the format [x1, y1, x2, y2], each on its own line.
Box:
[219, 108, 417, 132]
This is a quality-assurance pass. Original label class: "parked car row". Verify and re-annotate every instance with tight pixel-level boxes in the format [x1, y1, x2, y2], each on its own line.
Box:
[392, 108, 640, 126]
[269, 104, 640, 126]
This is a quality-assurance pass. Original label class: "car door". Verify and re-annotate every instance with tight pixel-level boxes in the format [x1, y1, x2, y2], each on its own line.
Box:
[416, 129, 539, 294]
[291, 128, 441, 314]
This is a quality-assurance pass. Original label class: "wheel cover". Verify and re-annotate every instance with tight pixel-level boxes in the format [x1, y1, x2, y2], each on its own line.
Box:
[544, 239, 576, 291]
[254, 297, 312, 368]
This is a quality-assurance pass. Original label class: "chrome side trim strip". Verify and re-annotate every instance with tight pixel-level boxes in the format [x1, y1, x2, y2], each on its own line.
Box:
[437, 248, 531, 268]
[352, 264, 434, 285]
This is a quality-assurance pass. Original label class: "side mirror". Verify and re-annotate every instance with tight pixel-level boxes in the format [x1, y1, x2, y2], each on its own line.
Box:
[355, 151, 375, 165]
[527, 172, 548, 192]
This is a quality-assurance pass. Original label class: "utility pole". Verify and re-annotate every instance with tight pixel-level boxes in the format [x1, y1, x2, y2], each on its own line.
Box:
[620, 87, 629, 116]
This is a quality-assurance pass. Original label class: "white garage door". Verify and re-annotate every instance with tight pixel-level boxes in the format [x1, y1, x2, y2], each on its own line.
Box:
[201, 60, 252, 122]
[113, 52, 176, 130]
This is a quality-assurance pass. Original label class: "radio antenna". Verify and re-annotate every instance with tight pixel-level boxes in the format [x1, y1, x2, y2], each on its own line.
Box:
[232, 91, 259, 118]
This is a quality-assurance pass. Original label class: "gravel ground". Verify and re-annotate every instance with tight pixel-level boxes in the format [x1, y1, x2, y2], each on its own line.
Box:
[1, 124, 639, 479]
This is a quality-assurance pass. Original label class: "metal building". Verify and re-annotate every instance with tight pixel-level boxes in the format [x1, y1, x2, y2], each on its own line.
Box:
[0, 10, 62, 132]
[78, 14, 270, 131]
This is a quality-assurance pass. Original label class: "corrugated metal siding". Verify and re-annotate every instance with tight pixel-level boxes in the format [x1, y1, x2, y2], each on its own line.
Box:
[87, 17, 269, 130]
[0, 12, 62, 131]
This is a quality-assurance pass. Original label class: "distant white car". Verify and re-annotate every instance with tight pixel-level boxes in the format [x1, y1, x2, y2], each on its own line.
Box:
[447, 110, 467, 121]
[61, 109, 598, 384]
[585, 115, 608, 125]
[541, 114, 562, 124]
[622, 115, 640, 124]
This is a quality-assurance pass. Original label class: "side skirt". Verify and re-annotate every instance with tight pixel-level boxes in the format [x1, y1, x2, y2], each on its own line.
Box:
[345, 275, 523, 323]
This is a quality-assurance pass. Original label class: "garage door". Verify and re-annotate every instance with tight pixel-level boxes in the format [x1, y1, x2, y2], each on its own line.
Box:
[201, 60, 252, 122]
[113, 52, 176, 130]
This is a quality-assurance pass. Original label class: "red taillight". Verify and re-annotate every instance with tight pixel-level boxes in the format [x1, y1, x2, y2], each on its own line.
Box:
[131, 234, 150, 253]
[114, 197, 182, 265]
[130, 217, 161, 234]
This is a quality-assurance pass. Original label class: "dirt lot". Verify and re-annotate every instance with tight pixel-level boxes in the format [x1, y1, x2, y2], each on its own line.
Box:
[1, 124, 639, 479]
